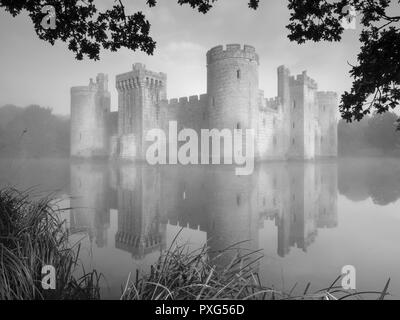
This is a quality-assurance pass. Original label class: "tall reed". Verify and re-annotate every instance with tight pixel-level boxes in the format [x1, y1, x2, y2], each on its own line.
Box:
[0, 187, 101, 300]
[121, 237, 391, 300]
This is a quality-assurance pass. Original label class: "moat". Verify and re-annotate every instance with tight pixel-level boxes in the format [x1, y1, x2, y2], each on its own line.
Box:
[1, 158, 400, 299]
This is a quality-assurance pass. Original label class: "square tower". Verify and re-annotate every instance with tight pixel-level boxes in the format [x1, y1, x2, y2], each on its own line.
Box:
[287, 71, 318, 160]
[115, 63, 167, 160]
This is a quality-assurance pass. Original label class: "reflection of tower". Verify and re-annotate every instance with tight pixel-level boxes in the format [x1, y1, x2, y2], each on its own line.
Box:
[70, 163, 111, 247]
[206, 167, 259, 266]
[316, 162, 338, 228]
[272, 162, 338, 257]
[160, 165, 210, 231]
[277, 163, 317, 256]
[115, 165, 166, 258]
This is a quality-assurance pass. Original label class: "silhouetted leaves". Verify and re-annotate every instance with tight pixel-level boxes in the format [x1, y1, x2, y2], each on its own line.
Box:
[0, 0, 156, 60]
[0, 0, 259, 60]
[287, 0, 400, 127]
[2, 0, 399, 126]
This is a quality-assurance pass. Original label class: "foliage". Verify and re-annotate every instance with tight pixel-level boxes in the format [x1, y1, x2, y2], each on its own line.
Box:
[338, 111, 400, 155]
[2, 0, 399, 126]
[366, 112, 400, 151]
[0, 187, 101, 299]
[287, 0, 400, 127]
[121, 238, 390, 300]
[0, 104, 69, 158]
[0, 0, 155, 60]
[0, 0, 258, 60]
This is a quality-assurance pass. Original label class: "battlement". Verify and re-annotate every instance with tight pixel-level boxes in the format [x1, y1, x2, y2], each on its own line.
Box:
[116, 64, 166, 91]
[289, 71, 318, 89]
[70, 44, 338, 161]
[317, 91, 338, 99]
[265, 97, 282, 110]
[278, 65, 291, 76]
[316, 91, 338, 113]
[207, 44, 259, 65]
[160, 94, 208, 108]
[71, 73, 108, 93]
[70, 86, 95, 93]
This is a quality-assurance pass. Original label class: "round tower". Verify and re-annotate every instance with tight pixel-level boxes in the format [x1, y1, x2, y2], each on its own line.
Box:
[70, 73, 110, 158]
[207, 44, 259, 134]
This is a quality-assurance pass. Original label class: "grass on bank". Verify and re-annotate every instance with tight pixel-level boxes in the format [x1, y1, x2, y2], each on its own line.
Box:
[121, 233, 391, 300]
[0, 187, 101, 300]
[0, 187, 391, 300]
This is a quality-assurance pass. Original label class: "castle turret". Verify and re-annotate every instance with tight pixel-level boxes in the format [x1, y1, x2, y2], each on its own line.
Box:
[115, 64, 167, 160]
[316, 92, 338, 157]
[287, 71, 318, 160]
[70, 73, 110, 157]
[206, 44, 259, 160]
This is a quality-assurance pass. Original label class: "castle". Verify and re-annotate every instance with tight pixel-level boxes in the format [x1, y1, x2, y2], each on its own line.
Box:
[70, 44, 338, 161]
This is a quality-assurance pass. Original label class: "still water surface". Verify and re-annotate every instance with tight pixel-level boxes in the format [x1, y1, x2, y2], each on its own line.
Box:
[1, 158, 400, 299]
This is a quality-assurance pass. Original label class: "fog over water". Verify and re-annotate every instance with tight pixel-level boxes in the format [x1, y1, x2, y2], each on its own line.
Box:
[1, 158, 399, 299]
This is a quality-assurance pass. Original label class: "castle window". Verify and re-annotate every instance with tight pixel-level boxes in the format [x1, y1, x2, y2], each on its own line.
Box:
[263, 118, 266, 127]
[293, 100, 296, 109]
[236, 122, 241, 130]
[237, 70, 241, 79]
[292, 122, 295, 129]
[236, 194, 241, 206]
[323, 105, 326, 111]
[79, 133, 82, 141]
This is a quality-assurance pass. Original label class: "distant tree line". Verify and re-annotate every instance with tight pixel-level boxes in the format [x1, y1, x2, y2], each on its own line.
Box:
[339, 158, 400, 206]
[338, 112, 400, 156]
[0, 104, 69, 158]
[0, 104, 399, 159]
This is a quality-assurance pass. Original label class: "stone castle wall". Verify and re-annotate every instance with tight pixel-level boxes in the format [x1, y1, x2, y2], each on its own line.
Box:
[70, 74, 110, 158]
[70, 44, 338, 161]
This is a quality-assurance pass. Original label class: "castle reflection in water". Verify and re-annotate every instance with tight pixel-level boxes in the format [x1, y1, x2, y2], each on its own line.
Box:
[69, 161, 337, 260]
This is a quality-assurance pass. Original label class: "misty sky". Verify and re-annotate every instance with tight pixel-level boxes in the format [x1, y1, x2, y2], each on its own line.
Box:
[0, 0, 362, 115]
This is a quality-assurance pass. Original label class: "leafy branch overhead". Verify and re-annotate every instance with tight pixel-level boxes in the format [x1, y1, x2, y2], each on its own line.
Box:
[287, 0, 400, 127]
[0, 0, 259, 61]
[1, 0, 399, 126]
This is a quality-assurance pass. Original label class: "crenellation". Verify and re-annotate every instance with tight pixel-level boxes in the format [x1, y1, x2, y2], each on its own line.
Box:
[189, 95, 199, 103]
[207, 44, 259, 65]
[71, 45, 337, 161]
[179, 97, 188, 104]
[265, 97, 281, 110]
[226, 44, 241, 51]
